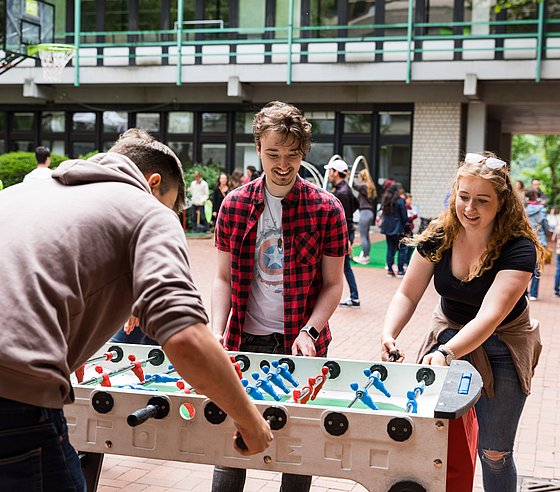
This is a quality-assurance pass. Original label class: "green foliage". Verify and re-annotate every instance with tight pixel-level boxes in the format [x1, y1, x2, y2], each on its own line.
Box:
[0, 152, 68, 188]
[511, 134, 560, 209]
[494, 0, 542, 14]
[183, 162, 225, 193]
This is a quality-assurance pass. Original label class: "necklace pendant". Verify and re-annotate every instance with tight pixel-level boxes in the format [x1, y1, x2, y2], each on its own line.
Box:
[277, 238, 283, 251]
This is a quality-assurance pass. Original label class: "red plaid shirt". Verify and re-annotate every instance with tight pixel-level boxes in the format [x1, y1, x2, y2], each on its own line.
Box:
[214, 175, 348, 356]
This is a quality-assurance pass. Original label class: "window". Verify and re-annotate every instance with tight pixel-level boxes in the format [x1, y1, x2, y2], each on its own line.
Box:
[201, 143, 226, 167]
[235, 112, 254, 134]
[80, 0, 97, 43]
[343, 113, 371, 134]
[309, 0, 338, 38]
[168, 141, 193, 167]
[137, 113, 161, 132]
[379, 112, 411, 135]
[73, 112, 96, 132]
[276, 0, 301, 38]
[41, 112, 65, 132]
[169, 112, 194, 133]
[235, 143, 259, 170]
[72, 141, 96, 157]
[13, 113, 35, 131]
[103, 111, 128, 133]
[42, 139, 65, 155]
[343, 144, 370, 171]
[348, 0, 376, 36]
[305, 142, 334, 172]
[202, 113, 227, 133]
[306, 111, 335, 135]
[239, 0, 266, 38]
[379, 144, 411, 191]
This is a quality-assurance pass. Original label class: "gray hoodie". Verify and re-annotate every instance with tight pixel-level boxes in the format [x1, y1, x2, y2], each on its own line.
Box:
[0, 153, 208, 408]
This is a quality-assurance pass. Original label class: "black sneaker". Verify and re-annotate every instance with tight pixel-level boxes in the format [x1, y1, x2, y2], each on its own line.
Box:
[339, 298, 361, 308]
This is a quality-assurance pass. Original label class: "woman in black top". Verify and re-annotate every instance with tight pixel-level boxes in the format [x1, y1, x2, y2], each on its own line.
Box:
[381, 152, 544, 492]
[211, 173, 230, 226]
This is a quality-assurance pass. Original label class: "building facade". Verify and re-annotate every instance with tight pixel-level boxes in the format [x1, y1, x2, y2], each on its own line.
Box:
[2, 0, 560, 217]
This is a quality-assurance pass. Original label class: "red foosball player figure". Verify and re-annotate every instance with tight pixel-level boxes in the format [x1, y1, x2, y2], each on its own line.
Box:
[128, 354, 145, 382]
[75, 364, 85, 384]
[311, 366, 329, 400]
[176, 380, 192, 394]
[95, 365, 111, 387]
[229, 356, 243, 379]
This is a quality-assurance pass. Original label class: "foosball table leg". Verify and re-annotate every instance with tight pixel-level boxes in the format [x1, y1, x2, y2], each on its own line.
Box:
[78, 451, 104, 492]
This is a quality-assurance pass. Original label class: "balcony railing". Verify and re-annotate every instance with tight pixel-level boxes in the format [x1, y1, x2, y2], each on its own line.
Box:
[54, 1, 559, 86]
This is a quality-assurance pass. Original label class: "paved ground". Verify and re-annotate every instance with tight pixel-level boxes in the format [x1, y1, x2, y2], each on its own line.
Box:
[95, 234, 559, 492]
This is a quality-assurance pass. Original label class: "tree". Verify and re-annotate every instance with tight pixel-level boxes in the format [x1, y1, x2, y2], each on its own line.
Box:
[511, 134, 560, 209]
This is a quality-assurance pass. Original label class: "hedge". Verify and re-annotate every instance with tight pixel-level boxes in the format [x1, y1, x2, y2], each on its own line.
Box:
[0, 152, 68, 188]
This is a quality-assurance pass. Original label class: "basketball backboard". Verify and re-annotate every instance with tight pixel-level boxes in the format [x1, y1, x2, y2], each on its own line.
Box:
[1, 0, 55, 58]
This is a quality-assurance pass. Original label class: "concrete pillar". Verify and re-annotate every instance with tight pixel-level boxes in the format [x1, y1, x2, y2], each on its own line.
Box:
[466, 101, 487, 153]
[411, 102, 463, 219]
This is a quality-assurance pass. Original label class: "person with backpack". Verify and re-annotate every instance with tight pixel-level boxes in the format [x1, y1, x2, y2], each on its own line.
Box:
[525, 187, 549, 300]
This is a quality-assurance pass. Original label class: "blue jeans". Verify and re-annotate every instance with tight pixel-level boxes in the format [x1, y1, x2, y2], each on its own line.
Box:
[111, 326, 158, 345]
[554, 253, 560, 295]
[385, 235, 406, 273]
[344, 230, 359, 300]
[436, 330, 526, 492]
[212, 332, 312, 492]
[529, 267, 540, 298]
[0, 397, 86, 491]
[358, 209, 374, 257]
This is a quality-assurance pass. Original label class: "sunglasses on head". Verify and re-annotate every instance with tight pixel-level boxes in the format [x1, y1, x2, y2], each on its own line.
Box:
[464, 153, 506, 170]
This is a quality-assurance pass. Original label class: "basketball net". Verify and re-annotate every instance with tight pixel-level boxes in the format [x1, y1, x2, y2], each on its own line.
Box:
[35, 44, 76, 82]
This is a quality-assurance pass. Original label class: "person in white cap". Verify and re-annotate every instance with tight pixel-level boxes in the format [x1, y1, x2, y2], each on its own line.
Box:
[325, 159, 361, 308]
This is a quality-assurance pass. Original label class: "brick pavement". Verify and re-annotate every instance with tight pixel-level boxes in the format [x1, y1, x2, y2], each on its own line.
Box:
[95, 236, 559, 492]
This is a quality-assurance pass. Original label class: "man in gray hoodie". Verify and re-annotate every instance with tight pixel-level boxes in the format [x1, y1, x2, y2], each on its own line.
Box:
[0, 129, 272, 491]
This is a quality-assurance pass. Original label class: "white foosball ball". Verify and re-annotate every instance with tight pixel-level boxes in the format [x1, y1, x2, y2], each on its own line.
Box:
[65, 343, 482, 492]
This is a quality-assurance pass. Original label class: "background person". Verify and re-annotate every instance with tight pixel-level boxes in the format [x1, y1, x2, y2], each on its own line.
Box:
[325, 159, 360, 308]
[525, 187, 549, 301]
[212, 172, 231, 227]
[188, 170, 210, 232]
[0, 129, 272, 490]
[531, 178, 548, 206]
[381, 151, 543, 492]
[380, 182, 409, 277]
[352, 168, 377, 265]
[23, 146, 53, 183]
[212, 101, 347, 492]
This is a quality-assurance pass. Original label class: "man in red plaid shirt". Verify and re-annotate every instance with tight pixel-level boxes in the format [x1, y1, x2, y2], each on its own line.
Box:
[212, 101, 348, 491]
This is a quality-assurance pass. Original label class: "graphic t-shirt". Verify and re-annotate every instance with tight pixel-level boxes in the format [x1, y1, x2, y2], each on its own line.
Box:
[243, 188, 284, 335]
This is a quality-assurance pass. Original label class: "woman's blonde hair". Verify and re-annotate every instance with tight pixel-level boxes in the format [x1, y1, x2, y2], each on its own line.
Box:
[410, 151, 544, 281]
[358, 168, 377, 200]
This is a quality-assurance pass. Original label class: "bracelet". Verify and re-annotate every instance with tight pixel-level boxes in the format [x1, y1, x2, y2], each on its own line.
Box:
[443, 345, 456, 360]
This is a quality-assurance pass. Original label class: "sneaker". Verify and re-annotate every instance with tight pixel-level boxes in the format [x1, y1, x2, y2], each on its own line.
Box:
[529, 296, 537, 301]
[397, 271, 405, 278]
[387, 271, 395, 277]
[339, 298, 361, 308]
[353, 255, 370, 265]
[554, 292, 560, 297]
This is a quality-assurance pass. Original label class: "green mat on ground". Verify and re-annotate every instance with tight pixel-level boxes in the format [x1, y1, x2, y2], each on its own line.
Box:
[351, 241, 387, 269]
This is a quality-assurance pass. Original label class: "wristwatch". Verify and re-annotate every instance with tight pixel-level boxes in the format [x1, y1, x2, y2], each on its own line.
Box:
[301, 325, 320, 342]
[436, 345, 455, 366]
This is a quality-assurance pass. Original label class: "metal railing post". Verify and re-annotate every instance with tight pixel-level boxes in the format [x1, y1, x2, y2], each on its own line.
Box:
[74, 0, 80, 86]
[287, 0, 294, 85]
[536, 0, 545, 83]
[405, 0, 414, 84]
[177, 0, 184, 86]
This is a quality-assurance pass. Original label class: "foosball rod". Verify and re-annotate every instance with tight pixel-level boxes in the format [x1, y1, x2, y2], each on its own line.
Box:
[347, 372, 379, 408]
[80, 353, 159, 386]
[84, 350, 119, 365]
[138, 365, 178, 386]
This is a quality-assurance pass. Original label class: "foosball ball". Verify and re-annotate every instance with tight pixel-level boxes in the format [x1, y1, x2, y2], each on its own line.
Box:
[65, 343, 482, 492]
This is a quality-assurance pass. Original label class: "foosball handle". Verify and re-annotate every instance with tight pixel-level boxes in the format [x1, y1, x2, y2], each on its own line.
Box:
[388, 350, 400, 362]
[127, 404, 158, 427]
[235, 415, 277, 451]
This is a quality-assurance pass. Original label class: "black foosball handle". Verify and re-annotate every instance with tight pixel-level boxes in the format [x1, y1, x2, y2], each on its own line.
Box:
[127, 404, 158, 427]
[235, 415, 277, 451]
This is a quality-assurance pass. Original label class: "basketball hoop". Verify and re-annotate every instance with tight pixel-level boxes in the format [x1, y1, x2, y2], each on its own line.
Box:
[28, 43, 76, 82]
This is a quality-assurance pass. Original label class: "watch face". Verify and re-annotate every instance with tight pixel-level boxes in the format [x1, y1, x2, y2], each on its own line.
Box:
[307, 326, 319, 340]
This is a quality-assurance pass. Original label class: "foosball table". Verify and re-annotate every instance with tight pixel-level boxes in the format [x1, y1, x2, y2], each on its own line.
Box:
[65, 343, 482, 492]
